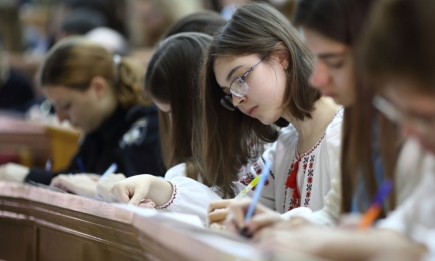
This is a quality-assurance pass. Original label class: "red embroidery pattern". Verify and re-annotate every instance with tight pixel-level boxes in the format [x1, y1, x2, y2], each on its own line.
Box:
[304, 155, 315, 207]
[283, 108, 342, 212]
[283, 133, 326, 212]
[239, 172, 255, 186]
[238, 161, 270, 192]
[156, 184, 177, 209]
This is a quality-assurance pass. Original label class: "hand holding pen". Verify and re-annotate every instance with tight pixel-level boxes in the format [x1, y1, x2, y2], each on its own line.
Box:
[224, 161, 283, 238]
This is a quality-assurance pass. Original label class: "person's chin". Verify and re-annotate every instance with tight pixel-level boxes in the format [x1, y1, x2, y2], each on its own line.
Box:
[256, 115, 280, 125]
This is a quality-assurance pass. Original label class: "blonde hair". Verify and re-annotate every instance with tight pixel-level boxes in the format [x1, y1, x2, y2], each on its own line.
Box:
[38, 36, 151, 108]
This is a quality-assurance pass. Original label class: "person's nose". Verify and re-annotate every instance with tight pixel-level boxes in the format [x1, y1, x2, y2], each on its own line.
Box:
[232, 95, 245, 107]
[309, 62, 331, 89]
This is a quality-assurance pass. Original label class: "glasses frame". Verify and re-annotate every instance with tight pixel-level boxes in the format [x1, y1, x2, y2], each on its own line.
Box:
[373, 95, 435, 136]
[220, 54, 268, 111]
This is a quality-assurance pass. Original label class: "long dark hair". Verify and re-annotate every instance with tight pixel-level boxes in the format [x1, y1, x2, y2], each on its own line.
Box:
[145, 33, 212, 179]
[294, 0, 398, 213]
[200, 2, 319, 198]
[163, 11, 226, 38]
[361, 0, 435, 95]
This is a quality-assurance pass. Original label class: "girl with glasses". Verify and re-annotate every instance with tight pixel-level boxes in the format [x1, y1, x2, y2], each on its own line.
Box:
[203, 2, 343, 226]
[223, 0, 406, 234]
[224, 0, 433, 260]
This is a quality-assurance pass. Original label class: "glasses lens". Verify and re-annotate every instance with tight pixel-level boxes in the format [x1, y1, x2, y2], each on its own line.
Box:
[220, 95, 235, 111]
[230, 78, 249, 97]
[373, 96, 403, 124]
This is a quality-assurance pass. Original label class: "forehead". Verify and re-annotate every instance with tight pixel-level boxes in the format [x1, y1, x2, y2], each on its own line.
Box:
[43, 85, 83, 102]
[301, 27, 348, 53]
[213, 54, 261, 86]
[384, 78, 435, 111]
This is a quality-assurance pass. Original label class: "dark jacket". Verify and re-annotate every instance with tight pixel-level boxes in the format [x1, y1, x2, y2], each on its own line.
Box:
[26, 105, 165, 185]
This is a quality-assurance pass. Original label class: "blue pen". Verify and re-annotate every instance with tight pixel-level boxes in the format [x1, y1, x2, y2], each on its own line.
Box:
[243, 161, 272, 226]
[100, 163, 118, 180]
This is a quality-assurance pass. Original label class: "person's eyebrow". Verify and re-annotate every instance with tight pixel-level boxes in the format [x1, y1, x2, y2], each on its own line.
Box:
[226, 65, 244, 82]
[317, 52, 346, 60]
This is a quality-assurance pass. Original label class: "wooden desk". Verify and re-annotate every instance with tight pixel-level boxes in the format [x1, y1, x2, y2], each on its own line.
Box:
[0, 115, 49, 168]
[0, 182, 325, 261]
[0, 115, 80, 171]
[0, 182, 255, 261]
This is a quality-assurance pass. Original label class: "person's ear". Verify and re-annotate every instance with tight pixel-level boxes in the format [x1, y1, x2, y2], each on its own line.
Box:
[89, 76, 109, 99]
[271, 42, 290, 70]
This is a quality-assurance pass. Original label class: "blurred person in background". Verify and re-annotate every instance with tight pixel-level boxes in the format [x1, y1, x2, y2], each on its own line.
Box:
[0, 37, 164, 198]
[0, 41, 35, 112]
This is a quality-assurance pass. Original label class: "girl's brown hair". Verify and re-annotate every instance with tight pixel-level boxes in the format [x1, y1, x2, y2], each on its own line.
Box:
[361, 0, 435, 94]
[145, 33, 212, 179]
[200, 2, 319, 198]
[38, 36, 151, 109]
[294, 0, 398, 213]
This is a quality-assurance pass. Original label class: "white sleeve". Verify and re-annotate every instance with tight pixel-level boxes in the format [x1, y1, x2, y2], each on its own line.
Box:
[236, 143, 277, 210]
[302, 172, 341, 226]
[156, 176, 222, 226]
[377, 161, 435, 261]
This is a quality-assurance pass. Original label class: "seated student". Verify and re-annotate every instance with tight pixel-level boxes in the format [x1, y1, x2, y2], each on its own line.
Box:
[228, 0, 433, 260]
[222, 0, 418, 233]
[109, 3, 342, 222]
[202, 2, 342, 223]
[0, 37, 164, 194]
[106, 33, 228, 223]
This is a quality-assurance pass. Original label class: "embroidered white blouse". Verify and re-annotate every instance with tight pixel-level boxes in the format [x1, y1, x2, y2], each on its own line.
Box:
[156, 109, 344, 224]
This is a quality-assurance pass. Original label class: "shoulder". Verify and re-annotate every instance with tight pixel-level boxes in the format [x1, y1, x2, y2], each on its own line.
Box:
[323, 108, 344, 150]
[165, 163, 187, 180]
[119, 105, 158, 148]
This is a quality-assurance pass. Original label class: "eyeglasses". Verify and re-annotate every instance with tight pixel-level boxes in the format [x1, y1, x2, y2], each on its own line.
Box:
[220, 54, 268, 111]
[373, 95, 435, 136]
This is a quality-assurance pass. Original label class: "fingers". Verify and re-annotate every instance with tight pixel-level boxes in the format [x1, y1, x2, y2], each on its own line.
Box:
[225, 198, 252, 233]
[248, 212, 283, 238]
[110, 183, 132, 203]
[50, 175, 72, 190]
[208, 199, 234, 214]
[208, 208, 229, 224]
[128, 188, 147, 205]
[109, 175, 152, 205]
[139, 199, 155, 208]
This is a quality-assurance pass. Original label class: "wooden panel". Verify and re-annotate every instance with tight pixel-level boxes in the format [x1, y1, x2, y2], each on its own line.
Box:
[38, 227, 141, 261]
[0, 217, 36, 261]
[0, 183, 255, 261]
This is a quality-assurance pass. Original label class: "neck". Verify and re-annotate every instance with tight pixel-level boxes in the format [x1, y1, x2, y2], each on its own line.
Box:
[282, 97, 340, 154]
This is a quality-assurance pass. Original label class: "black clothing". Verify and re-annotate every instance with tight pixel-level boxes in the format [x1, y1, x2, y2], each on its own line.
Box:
[0, 69, 35, 112]
[26, 105, 165, 185]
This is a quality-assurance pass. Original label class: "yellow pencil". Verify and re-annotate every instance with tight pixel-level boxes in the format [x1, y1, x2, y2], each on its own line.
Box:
[234, 175, 261, 200]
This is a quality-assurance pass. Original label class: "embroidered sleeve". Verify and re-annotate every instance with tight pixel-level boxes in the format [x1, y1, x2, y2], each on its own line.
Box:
[155, 182, 177, 209]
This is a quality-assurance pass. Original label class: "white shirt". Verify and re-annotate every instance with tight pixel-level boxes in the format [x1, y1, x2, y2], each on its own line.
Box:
[377, 146, 435, 261]
[157, 109, 343, 224]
